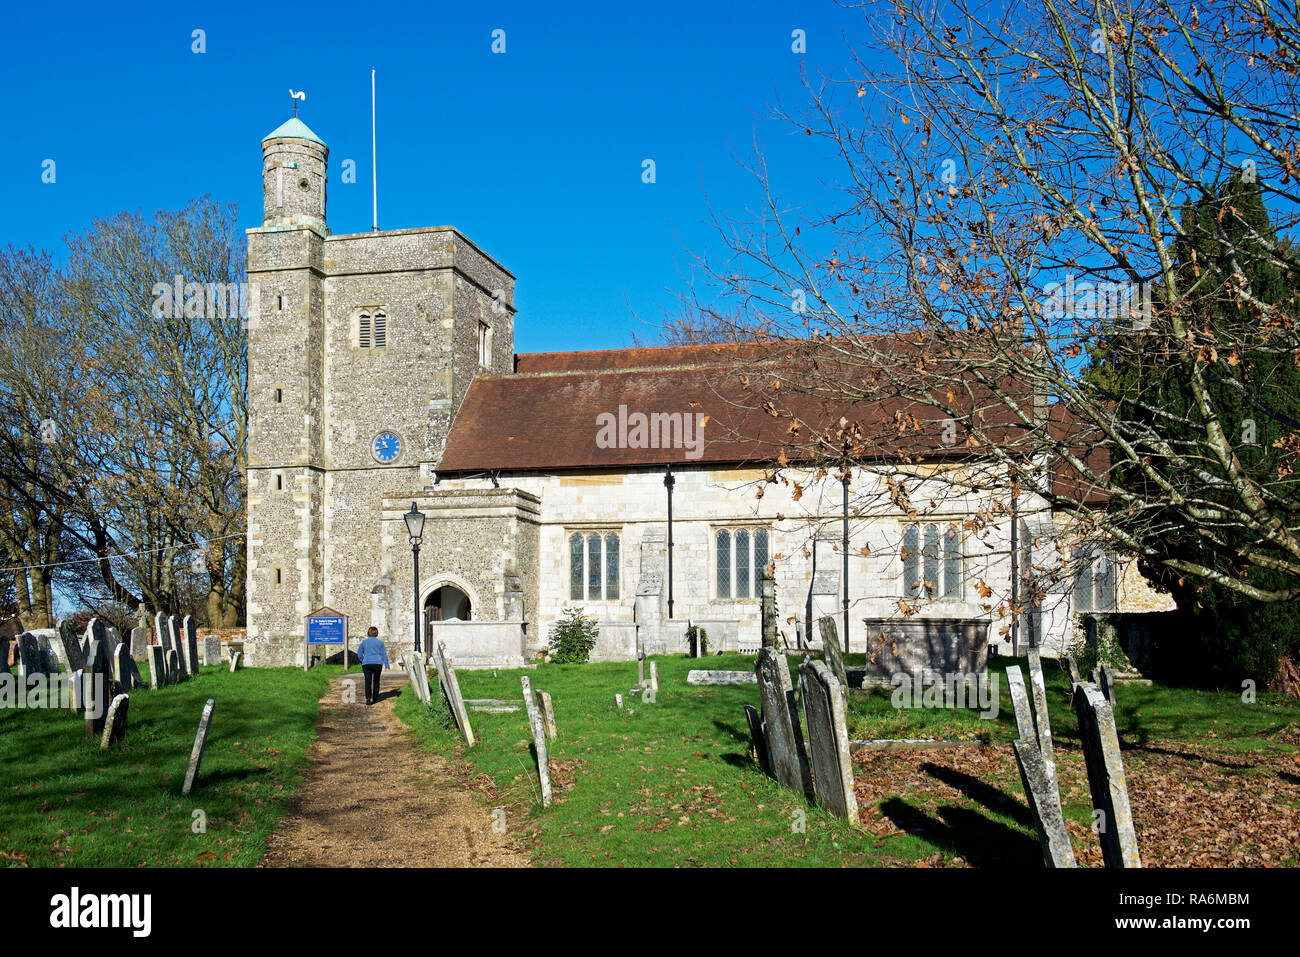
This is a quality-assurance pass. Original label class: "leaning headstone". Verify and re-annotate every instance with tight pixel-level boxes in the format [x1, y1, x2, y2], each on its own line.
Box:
[182, 616, 199, 674]
[100, 694, 130, 749]
[686, 670, 756, 685]
[204, 634, 222, 667]
[1007, 666, 1075, 867]
[534, 688, 558, 740]
[754, 647, 814, 799]
[129, 625, 149, 661]
[433, 641, 474, 747]
[648, 661, 659, 693]
[818, 617, 849, 690]
[1073, 682, 1141, 867]
[181, 698, 216, 796]
[148, 646, 165, 690]
[800, 659, 859, 823]
[520, 675, 553, 807]
[743, 704, 770, 773]
[1026, 647, 1057, 783]
[228, 650, 241, 672]
[56, 621, 85, 670]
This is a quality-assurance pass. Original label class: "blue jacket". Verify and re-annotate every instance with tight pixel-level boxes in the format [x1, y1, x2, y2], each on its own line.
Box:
[356, 636, 390, 668]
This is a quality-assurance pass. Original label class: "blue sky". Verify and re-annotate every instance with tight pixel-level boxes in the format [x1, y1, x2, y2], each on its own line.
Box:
[0, 0, 866, 353]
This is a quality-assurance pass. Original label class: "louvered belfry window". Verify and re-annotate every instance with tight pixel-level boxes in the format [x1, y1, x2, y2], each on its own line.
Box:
[358, 310, 387, 349]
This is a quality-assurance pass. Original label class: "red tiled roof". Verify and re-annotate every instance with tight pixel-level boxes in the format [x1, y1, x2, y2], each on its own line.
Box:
[438, 338, 1037, 473]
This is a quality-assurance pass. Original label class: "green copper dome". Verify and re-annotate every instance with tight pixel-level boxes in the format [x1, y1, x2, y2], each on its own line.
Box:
[262, 117, 326, 147]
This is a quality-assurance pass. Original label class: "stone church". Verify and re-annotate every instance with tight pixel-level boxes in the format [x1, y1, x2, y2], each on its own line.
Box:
[244, 116, 1171, 669]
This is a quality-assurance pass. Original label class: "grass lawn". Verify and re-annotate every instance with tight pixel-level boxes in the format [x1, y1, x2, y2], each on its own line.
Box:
[396, 653, 1300, 867]
[0, 662, 337, 867]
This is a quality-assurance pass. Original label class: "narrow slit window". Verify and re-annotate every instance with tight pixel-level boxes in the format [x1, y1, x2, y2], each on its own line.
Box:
[373, 312, 387, 348]
[358, 313, 372, 349]
[716, 530, 731, 599]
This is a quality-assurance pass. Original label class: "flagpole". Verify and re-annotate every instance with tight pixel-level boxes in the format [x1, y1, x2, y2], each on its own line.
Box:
[371, 69, 378, 232]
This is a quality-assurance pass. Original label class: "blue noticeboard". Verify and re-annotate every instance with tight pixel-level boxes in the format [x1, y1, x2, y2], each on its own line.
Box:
[307, 615, 346, 645]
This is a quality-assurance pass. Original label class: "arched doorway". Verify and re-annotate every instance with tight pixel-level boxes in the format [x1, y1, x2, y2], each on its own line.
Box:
[425, 585, 471, 622]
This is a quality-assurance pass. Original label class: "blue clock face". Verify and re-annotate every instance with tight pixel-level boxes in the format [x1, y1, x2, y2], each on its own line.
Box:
[373, 431, 402, 464]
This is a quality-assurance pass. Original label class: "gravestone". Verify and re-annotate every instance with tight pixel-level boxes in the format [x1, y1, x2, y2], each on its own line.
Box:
[743, 704, 770, 773]
[167, 649, 181, 683]
[148, 646, 165, 690]
[433, 641, 474, 747]
[182, 616, 199, 674]
[754, 647, 814, 799]
[615, 693, 623, 708]
[1095, 663, 1116, 705]
[648, 661, 659, 693]
[113, 644, 142, 690]
[204, 634, 221, 667]
[534, 688, 558, 740]
[636, 652, 645, 690]
[154, 612, 168, 655]
[520, 675, 553, 807]
[1062, 656, 1081, 686]
[70, 669, 84, 709]
[168, 618, 188, 679]
[129, 625, 149, 661]
[818, 617, 849, 690]
[83, 643, 110, 738]
[1026, 648, 1057, 784]
[760, 572, 778, 648]
[1007, 666, 1075, 867]
[1073, 682, 1141, 867]
[800, 659, 859, 823]
[228, 650, 241, 671]
[686, 670, 756, 685]
[16, 632, 44, 679]
[100, 694, 129, 748]
[181, 698, 216, 796]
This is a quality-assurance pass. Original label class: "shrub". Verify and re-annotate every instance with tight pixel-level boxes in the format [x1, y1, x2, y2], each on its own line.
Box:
[548, 607, 599, 664]
[686, 624, 708, 656]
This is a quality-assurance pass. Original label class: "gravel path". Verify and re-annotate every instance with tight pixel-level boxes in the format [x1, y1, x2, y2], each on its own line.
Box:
[261, 671, 528, 867]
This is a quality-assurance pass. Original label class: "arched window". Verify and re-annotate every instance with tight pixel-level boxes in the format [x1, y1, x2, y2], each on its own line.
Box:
[568, 531, 620, 601]
[715, 526, 772, 599]
[358, 310, 388, 349]
[1072, 547, 1117, 612]
[902, 521, 962, 598]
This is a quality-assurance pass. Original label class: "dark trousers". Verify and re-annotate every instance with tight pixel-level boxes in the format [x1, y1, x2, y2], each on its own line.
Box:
[363, 664, 383, 703]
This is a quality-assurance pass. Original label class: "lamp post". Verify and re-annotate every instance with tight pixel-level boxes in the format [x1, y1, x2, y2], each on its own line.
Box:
[405, 501, 426, 653]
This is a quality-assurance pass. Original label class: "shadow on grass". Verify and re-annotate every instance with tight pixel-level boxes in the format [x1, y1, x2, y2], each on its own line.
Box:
[921, 763, 1033, 828]
[880, 797, 1041, 867]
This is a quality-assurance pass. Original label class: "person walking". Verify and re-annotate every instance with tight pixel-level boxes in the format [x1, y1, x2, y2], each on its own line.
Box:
[356, 626, 390, 705]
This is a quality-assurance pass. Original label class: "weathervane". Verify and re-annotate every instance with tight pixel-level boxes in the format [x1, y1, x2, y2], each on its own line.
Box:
[289, 89, 306, 117]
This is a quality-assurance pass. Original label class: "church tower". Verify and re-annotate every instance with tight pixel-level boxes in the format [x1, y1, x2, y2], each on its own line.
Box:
[245, 118, 330, 662]
[245, 113, 517, 666]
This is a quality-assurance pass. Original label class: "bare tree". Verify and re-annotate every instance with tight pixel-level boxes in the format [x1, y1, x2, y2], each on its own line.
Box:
[691, 0, 1300, 604]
